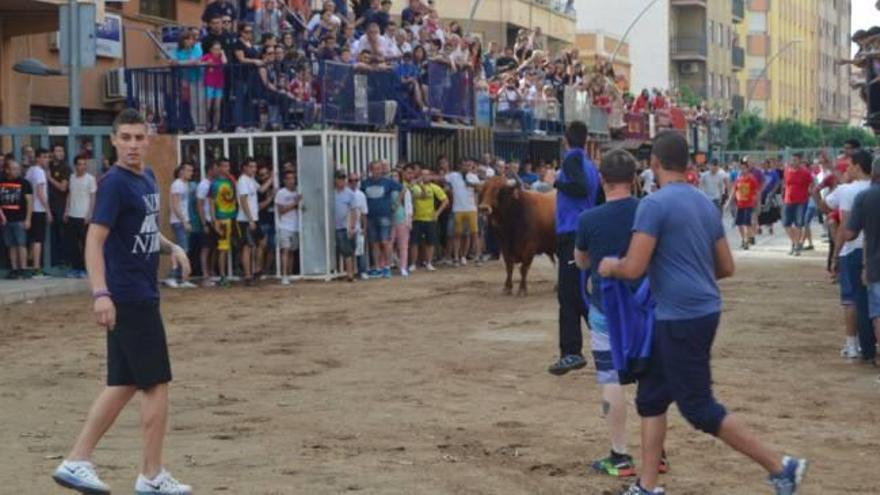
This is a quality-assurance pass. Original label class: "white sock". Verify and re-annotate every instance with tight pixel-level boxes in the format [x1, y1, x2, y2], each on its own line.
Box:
[64, 460, 91, 468]
[846, 336, 857, 349]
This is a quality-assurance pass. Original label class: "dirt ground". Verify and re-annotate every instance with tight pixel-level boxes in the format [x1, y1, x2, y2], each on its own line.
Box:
[1, 253, 878, 494]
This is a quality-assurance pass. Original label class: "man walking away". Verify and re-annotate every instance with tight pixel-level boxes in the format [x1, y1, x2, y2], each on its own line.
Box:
[549, 120, 601, 376]
[64, 155, 97, 279]
[699, 159, 726, 212]
[51, 109, 192, 495]
[599, 131, 806, 495]
[845, 155, 880, 377]
[0, 160, 33, 279]
[828, 150, 873, 363]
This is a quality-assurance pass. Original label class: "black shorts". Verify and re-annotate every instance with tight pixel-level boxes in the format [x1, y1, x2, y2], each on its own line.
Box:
[412, 220, 437, 245]
[238, 221, 264, 247]
[107, 300, 172, 390]
[29, 212, 47, 243]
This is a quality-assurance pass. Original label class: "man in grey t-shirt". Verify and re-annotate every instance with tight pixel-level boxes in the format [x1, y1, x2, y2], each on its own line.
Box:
[699, 160, 727, 212]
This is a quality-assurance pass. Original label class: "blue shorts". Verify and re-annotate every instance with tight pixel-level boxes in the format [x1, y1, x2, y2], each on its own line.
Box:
[802, 205, 817, 226]
[783, 203, 806, 228]
[588, 306, 620, 386]
[635, 312, 728, 436]
[839, 250, 865, 306]
[734, 207, 753, 226]
[2, 221, 27, 247]
[869, 283, 880, 320]
[206, 86, 223, 99]
[260, 222, 276, 249]
[367, 215, 392, 242]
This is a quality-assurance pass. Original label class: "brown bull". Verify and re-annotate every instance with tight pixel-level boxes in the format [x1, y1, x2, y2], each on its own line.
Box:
[478, 177, 556, 295]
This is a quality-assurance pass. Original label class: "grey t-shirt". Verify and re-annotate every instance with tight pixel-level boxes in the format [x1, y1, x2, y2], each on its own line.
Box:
[847, 184, 880, 283]
[634, 183, 726, 320]
[334, 188, 355, 230]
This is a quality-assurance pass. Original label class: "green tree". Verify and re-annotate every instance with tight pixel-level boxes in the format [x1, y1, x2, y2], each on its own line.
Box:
[820, 124, 878, 148]
[761, 119, 823, 148]
[726, 111, 765, 150]
[678, 86, 702, 108]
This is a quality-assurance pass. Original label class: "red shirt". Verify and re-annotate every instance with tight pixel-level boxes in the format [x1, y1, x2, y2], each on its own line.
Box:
[783, 166, 813, 204]
[686, 168, 699, 186]
[734, 174, 759, 208]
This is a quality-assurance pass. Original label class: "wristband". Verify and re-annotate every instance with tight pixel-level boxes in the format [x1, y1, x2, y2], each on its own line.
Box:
[92, 289, 112, 300]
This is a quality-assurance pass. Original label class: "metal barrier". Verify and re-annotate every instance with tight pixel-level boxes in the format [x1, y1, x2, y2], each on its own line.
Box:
[127, 63, 324, 133]
[178, 129, 397, 281]
[716, 147, 841, 165]
[322, 62, 399, 128]
[426, 62, 474, 124]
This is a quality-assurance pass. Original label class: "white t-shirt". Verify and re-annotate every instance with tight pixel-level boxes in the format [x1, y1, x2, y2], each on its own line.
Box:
[169, 178, 190, 224]
[699, 170, 726, 200]
[275, 187, 301, 232]
[352, 188, 368, 233]
[236, 174, 259, 222]
[68, 172, 97, 219]
[640, 169, 657, 195]
[445, 171, 479, 212]
[196, 178, 212, 222]
[25, 165, 48, 213]
[826, 179, 870, 257]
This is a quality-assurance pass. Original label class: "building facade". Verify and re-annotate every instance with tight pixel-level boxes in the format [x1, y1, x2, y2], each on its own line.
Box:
[574, 31, 631, 85]
[738, 0, 851, 124]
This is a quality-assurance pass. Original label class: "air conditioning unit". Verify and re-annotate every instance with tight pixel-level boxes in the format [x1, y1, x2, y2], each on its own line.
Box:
[680, 62, 700, 75]
[103, 68, 127, 102]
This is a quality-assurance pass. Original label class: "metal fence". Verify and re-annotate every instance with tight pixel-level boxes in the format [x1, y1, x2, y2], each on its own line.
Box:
[425, 62, 474, 124]
[321, 62, 398, 128]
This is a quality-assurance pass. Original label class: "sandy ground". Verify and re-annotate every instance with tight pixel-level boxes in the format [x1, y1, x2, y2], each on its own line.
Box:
[1, 248, 879, 494]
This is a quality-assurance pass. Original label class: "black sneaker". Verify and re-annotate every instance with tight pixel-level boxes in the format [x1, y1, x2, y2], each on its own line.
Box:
[548, 354, 587, 376]
[5, 270, 17, 280]
[749, 237, 756, 245]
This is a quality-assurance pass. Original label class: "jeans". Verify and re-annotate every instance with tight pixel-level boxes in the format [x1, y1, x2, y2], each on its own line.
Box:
[556, 233, 586, 357]
[51, 206, 66, 266]
[841, 249, 875, 360]
[170, 223, 189, 280]
[64, 217, 88, 271]
[232, 79, 254, 128]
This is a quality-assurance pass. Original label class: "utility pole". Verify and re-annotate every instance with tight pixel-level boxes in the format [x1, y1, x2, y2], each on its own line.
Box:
[68, 0, 82, 166]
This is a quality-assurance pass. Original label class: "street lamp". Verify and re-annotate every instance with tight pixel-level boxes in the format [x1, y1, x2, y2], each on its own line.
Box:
[13, 58, 64, 77]
[609, 0, 664, 65]
[744, 39, 804, 112]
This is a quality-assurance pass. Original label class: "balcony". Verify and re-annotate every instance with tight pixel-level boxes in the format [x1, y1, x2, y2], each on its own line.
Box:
[732, 0, 744, 22]
[732, 46, 745, 70]
[732, 95, 745, 113]
[670, 0, 706, 7]
[671, 36, 708, 61]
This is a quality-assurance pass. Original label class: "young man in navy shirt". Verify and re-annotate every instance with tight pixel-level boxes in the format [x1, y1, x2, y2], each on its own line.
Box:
[52, 109, 193, 495]
[599, 131, 806, 495]
[549, 120, 601, 375]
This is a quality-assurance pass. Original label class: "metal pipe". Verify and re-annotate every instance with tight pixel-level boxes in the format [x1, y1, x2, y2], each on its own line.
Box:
[68, 0, 81, 167]
[744, 39, 804, 112]
[610, 0, 663, 65]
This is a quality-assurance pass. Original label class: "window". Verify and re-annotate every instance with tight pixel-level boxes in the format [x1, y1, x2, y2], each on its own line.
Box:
[140, 0, 175, 19]
[747, 12, 767, 32]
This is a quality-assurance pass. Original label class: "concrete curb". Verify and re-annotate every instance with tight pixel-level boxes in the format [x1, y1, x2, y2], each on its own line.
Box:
[0, 279, 89, 305]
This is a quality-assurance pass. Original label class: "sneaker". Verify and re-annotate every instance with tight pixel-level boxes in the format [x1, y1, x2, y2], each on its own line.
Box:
[52, 460, 111, 495]
[368, 268, 381, 278]
[32, 270, 50, 280]
[620, 483, 665, 495]
[592, 451, 636, 477]
[769, 456, 807, 495]
[425, 263, 436, 272]
[218, 278, 231, 288]
[382, 267, 392, 279]
[452, 259, 460, 267]
[77, 270, 88, 279]
[281, 276, 291, 286]
[5, 270, 17, 280]
[840, 346, 860, 359]
[401, 268, 410, 278]
[201, 279, 217, 288]
[408, 264, 416, 272]
[749, 237, 756, 245]
[360, 272, 370, 280]
[134, 469, 192, 495]
[548, 354, 587, 376]
[179, 281, 197, 289]
[163, 278, 180, 288]
[460, 257, 468, 266]
[65, 269, 79, 279]
[803, 245, 815, 251]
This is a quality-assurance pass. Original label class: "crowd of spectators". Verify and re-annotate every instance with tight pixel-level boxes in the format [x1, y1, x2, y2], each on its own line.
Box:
[144, 0, 724, 135]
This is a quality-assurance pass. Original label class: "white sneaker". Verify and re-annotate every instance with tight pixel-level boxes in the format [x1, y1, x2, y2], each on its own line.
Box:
[401, 268, 409, 278]
[281, 276, 291, 285]
[360, 272, 369, 280]
[52, 460, 110, 494]
[425, 263, 436, 272]
[408, 264, 416, 272]
[135, 469, 192, 495]
[460, 257, 468, 266]
[179, 281, 197, 289]
[163, 279, 180, 289]
[840, 346, 860, 359]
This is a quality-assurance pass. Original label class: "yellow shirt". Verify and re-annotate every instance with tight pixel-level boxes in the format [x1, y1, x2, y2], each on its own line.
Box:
[411, 182, 447, 222]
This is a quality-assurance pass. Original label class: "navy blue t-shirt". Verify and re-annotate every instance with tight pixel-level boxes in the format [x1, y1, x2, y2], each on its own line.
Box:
[92, 166, 161, 303]
[361, 177, 401, 217]
[575, 197, 640, 310]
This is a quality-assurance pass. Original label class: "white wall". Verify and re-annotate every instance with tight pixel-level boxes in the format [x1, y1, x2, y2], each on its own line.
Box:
[575, 0, 669, 92]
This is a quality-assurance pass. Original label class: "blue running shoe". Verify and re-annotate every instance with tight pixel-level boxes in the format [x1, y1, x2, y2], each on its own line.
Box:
[548, 354, 587, 376]
[52, 460, 111, 494]
[769, 456, 808, 495]
[382, 267, 392, 279]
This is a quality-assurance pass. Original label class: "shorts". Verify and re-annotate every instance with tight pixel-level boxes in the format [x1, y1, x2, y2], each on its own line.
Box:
[28, 212, 46, 243]
[454, 211, 478, 236]
[335, 228, 354, 257]
[412, 220, 438, 245]
[200, 227, 217, 250]
[367, 215, 392, 242]
[868, 282, 880, 320]
[783, 202, 806, 228]
[238, 221, 264, 247]
[839, 249, 864, 306]
[635, 312, 728, 436]
[278, 228, 300, 250]
[206, 86, 223, 99]
[734, 207, 753, 226]
[802, 205, 817, 226]
[587, 306, 620, 386]
[2, 221, 27, 247]
[260, 222, 275, 248]
[215, 219, 235, 251]
[107, 299, 172, 390]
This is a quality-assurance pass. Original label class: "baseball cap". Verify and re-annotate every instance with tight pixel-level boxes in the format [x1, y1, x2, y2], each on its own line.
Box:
[335, 169, 348, 179]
